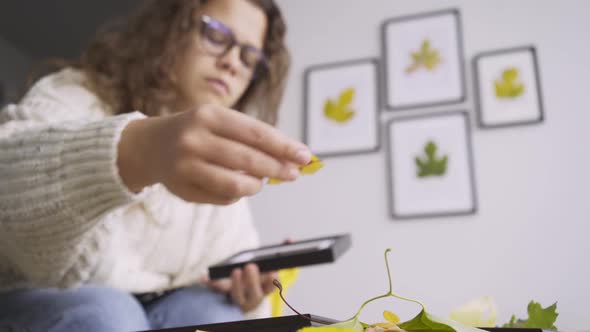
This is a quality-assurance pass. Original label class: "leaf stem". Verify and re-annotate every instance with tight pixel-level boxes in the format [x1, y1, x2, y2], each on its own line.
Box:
[384, 248, 393, 294]
[384, 248, 427, 310]
[353, 294, 391, 317]
[347, 248, 426, 322]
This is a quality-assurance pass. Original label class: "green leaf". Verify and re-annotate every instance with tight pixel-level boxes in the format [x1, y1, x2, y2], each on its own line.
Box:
[425, 141, 436, 158]
[416, 141, 448, 178]
[428, 313, 492, 332]
[432, 156, 448, 176]
[415, 157, 426, 170]
[502, 301, 558, 330]
[399, 310, 455, 332]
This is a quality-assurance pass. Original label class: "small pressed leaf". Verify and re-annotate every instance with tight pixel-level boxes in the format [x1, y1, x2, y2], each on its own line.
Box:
[416, 141, 448, 178]
[338, 88, 355, 108]
[324, 88, 356, 123]
[407, 39, 442, 73]
[425, 141, 437, 157]
[267, 178, 283, 185]
[324, 99, 336, 118]
[502, 68, 518, 82]
[384, 310, 401, 324]
[495, 67, 525, 98]
[268, 155, 324, 184]
[300, 155, 324, 174]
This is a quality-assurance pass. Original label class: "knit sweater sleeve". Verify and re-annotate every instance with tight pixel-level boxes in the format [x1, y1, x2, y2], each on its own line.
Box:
[0, 69, 146, 287]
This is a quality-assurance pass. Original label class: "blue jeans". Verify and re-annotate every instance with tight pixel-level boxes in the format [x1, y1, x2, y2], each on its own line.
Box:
[0, 285, 243, 332]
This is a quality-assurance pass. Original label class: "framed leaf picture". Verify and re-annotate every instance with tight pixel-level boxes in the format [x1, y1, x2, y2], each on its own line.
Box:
[386, 111, 477, 219]
[304, 59, 380, 157]
[473, 46, 544, 128]
[381, 9, 466, 110]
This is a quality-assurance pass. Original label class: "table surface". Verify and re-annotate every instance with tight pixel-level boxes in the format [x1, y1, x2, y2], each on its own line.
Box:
[139, 315, 551, 332]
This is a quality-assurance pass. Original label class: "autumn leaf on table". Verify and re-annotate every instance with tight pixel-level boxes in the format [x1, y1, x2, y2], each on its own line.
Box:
[406, 39, 442, 74]
[383, 311, 401, 324]
[365, 311, 404, 332]
[415, 141, 448, 178]
[324, 88, 356, 123]
[268, 155, 324, 184]
[502, 301, 558, 330]
[495, 67, 525, 99]
[397, 310, 454, 332]
[448, 296, 497, 328]
[405, 312, 493, 332]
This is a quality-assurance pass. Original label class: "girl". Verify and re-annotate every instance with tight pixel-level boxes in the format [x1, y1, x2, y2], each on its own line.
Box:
[0, 0, 311, 331]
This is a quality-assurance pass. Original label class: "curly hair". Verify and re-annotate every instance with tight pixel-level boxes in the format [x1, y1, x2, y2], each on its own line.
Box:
[74, 0, 289, 125]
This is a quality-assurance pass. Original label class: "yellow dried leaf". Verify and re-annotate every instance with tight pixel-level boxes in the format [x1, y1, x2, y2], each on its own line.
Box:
[268, 155, 324, 184]
[374, 321, 395, 328]
[268, 178, 283, 185]
[384, 310, 400, 324]
[300, 155, 324, 174]
[338, 88, 355, 107]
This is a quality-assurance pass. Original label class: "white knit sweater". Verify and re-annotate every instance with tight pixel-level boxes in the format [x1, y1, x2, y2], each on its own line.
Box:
[0, 68, 267, 315]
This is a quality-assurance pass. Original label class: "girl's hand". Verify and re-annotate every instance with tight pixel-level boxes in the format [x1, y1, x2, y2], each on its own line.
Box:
[201, 264, 277, 313]
[118, 104, 312, 204]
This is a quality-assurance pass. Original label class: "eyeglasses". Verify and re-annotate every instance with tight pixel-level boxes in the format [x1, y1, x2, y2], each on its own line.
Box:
[198, 15, 268, 75]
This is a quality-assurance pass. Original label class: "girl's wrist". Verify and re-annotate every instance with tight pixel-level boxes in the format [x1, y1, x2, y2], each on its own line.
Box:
[117, 118, 159, 193]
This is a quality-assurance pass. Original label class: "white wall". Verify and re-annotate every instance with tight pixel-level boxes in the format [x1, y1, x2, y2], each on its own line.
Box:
[0, 36, 33, 105]
[250, 1, 590, 330]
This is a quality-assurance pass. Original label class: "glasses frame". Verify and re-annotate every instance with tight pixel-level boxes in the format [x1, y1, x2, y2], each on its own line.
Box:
[199, 15, 268, 78]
